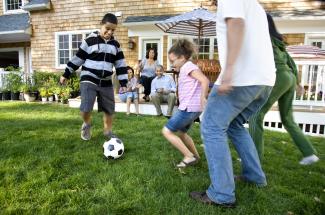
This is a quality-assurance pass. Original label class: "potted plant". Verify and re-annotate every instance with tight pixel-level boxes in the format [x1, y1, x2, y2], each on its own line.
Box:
[47, 88, 54, 102]
[39, 87, 48, 102]
[0, 87, 2, 100]
[21, 76, 38, 102]
[52, 86, 62, 102]
[60, 87, 72, 104]
[6, 67, 22, 100]
[1, 78, 11, 100]
[20, 83, 37, 102]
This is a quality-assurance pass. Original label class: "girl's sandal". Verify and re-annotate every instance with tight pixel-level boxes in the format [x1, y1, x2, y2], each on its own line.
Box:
[176, 157, 199, 168]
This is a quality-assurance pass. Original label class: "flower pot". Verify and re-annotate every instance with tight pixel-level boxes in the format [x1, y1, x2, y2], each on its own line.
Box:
[24, 93, 36, 102]
[19, 92, 24, 101]
[41, 97, 47, 102]
[61, 99, 68, 104]
[11, 92, 20, 100]
[2, 91, 11, 100]
[48, 96, 54, 102]
[54, 94, 59, 102]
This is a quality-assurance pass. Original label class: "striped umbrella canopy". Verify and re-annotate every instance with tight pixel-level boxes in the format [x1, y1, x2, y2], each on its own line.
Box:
[286, 45, 325, 59]
[155, 7, 216, 40]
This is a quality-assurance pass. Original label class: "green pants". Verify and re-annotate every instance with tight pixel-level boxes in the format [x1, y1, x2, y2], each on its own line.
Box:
[249, 71, 316, 161]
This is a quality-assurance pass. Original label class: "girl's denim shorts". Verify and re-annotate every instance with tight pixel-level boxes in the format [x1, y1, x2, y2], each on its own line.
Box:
[165, 109, 201, 132]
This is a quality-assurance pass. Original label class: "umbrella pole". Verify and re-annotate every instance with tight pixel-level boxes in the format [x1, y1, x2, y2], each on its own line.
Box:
[197, 19, 202, 60]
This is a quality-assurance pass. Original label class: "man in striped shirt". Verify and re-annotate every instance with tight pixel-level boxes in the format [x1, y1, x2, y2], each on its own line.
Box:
[60, 13, 128, 141]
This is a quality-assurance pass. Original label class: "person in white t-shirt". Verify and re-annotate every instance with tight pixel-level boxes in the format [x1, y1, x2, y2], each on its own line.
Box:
[190, 0, 276, 208]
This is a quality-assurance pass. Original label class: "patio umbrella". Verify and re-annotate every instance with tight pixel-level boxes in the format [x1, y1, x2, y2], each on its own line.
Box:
[286, 45, 325, 59]
[155, 7, 216, 41]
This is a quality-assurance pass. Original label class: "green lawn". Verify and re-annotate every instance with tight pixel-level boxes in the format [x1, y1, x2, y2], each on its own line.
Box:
[0, 102, 324, 215]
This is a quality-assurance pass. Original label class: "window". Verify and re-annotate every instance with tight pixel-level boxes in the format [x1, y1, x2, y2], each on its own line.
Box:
[56, 31, 93, 68]
[312, 41, 322, 48]
[167, 37, 219, 69]
[4, 0, 23, 12]
[194, 38, 210, 59]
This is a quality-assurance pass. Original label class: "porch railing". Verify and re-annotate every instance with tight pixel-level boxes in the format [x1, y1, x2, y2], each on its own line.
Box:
[293, 60, 325, 107]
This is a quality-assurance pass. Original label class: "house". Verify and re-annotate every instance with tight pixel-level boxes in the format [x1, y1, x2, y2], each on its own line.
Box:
[0, 0, 323, 72]
[0, 0, 324, 136]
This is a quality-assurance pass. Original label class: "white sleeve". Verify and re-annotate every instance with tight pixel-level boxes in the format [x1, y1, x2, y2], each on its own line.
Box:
[219, 0, 245, 20]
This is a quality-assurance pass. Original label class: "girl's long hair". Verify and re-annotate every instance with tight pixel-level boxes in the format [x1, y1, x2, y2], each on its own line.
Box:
[266, 13, 283, 41]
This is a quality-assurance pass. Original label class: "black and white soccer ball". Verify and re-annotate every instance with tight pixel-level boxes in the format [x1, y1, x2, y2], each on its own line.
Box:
[103, 138, 124, 159]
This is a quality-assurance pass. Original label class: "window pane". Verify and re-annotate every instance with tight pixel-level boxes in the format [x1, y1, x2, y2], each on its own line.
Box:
[6, 0, 22, 10]
[59, 35, 69, 49]
[59, 50, 69, 65]
[204, 45, 209, 53]
[72, 34, 82, 49]
[213, 38, 218, 60]
[214, 38, 218, 51]
[72, 50, 78, 56]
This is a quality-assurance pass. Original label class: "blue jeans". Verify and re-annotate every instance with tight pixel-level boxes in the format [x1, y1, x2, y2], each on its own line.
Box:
[201, 85, 272, 204]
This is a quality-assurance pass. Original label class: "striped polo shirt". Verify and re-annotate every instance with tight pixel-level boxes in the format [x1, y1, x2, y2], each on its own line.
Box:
[178, 61, 203, 112]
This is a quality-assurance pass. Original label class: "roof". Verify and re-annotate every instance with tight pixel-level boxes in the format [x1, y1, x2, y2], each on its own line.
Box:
[0, 13, 30, 32]
[22, 0, 51, 11]
[124, 15, 177, 23]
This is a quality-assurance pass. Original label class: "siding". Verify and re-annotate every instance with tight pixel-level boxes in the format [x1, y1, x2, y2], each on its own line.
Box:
[0, 0, 3, 15]
[283, 34, 305, 45]
[28, 0, 217, 72]
[260, 0, 325, 11]
[26, 0, 323, 72]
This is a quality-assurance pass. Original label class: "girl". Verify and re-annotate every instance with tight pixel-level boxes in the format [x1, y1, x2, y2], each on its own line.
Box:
[118, 66, 140, 116]
[162, 39, 209, 168]
[249, 13, 319, 165]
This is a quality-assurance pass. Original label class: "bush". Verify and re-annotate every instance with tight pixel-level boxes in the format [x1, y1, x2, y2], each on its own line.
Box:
[20, 77, 37, 93]
[33, 71, 61, 89]
[6, 71, 22, 93]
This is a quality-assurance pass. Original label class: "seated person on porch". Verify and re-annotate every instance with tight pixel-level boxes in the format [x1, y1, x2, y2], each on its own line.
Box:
[150, 65, 176, 117]
[118, 66, 140, 116]
[138, 48, 159, 102]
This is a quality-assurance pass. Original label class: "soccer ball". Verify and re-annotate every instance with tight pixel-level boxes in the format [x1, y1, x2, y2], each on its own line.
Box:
[103, 138, 124, 159]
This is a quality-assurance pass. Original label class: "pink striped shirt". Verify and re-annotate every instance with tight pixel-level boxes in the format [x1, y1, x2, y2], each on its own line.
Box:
[178, 61, 203, 112]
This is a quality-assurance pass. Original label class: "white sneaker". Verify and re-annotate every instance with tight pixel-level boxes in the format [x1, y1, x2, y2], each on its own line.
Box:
[81, 123, 91, 141]
[299, 154, 319, 165]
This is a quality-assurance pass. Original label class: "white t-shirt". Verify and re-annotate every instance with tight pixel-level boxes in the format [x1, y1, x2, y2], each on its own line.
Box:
[215, 0, 276, 86]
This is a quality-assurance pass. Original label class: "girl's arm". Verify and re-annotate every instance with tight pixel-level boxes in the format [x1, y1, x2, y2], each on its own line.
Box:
[190, 70, 210, 109]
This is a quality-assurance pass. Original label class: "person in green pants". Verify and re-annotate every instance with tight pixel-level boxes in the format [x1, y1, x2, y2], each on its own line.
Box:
[249, 13, 319, 165]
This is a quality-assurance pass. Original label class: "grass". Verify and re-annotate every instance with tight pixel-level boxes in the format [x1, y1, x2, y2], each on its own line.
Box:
[0, 102, 324, 215]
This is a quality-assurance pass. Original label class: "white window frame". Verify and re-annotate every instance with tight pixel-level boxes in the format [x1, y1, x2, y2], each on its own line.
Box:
[3, 0, 26, 14]
[305, 33, 325, 49]
[167, 36, 218, 69]
[0, 47, 25, 71]
[138, 36, 164, 66]
[55, 30, 97, 69]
